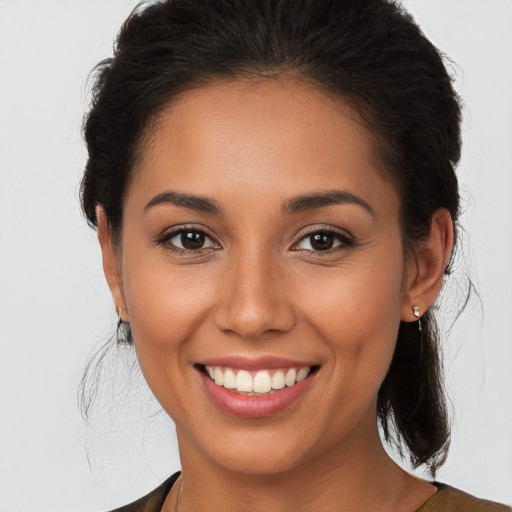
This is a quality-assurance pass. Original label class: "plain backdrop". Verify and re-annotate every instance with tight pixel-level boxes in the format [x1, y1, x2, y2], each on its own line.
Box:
[0, 1, 511, 511]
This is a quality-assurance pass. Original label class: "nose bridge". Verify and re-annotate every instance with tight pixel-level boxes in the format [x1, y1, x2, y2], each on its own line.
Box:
[214, 244, 294, 338]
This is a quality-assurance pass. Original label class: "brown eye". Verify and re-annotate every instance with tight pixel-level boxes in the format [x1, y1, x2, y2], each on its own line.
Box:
[161, 229, 218, 252]
[181, 231, 206, 249]
[294, 229, 354, 252]
[309, 232, 334, 251]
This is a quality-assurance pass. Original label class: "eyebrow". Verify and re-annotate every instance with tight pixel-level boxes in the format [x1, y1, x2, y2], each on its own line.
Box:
[144, 191, 223, 215]
[283, 190, 374, 215]
[143, 188, 373, 217]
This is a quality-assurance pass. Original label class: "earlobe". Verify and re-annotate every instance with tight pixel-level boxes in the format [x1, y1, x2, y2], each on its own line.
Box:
[96, 206, 129, 321]
[401, 208, 454, 322]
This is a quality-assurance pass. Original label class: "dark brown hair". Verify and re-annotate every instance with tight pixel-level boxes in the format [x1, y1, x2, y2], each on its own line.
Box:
[81, 0, 462, 474]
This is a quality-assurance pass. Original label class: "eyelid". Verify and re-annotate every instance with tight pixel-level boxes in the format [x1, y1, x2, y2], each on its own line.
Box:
[155, 224, 221, 251]
[291, 226, 356, 252]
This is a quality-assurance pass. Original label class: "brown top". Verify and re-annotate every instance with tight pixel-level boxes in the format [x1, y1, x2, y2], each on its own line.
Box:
[415, 484, 511, 512]
[108, 472, 511, 512]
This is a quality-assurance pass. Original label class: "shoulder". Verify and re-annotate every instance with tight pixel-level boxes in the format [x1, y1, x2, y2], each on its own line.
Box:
[417, 484, 512, 512]
[106, 472, 180, 512]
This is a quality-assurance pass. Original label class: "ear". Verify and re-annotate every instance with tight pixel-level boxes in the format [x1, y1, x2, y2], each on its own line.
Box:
[97, 206, 129, 322]
[401, 208, 454, 322]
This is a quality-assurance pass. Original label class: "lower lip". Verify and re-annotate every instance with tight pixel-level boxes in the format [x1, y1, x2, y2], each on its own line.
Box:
[198, 369, 316, 418]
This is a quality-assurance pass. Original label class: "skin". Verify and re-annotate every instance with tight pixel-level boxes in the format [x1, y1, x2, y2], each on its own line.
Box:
[98, 78, 453, 511]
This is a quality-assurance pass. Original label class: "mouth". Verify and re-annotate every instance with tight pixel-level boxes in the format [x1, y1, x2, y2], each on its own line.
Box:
[195, 361, 320, 418]
[199, 364, 320, 396]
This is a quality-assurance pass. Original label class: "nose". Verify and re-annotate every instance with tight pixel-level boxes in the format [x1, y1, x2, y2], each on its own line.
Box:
[213, 250, 296, 339]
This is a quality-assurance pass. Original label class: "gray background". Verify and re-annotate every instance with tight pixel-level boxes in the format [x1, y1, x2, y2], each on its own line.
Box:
[0, 1, 511, 510]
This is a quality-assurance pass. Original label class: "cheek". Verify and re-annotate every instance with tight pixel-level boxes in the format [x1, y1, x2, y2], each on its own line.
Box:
[298, 249, 405, 386]
[118, 241, 220, 397]
[302, 253, 403, 330]
[120, 263, 224, 420]
[123, 263, 218, 346]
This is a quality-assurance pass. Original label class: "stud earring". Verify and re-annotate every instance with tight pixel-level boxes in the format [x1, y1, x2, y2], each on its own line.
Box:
[412, 305, 422, 332]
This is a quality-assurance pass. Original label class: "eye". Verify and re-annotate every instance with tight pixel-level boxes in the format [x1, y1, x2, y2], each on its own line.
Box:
[293, 229, 354, 252]
[158, 228, 219, 252]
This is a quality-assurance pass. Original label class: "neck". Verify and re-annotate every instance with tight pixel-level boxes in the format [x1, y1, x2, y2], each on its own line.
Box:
[166, 415, 435, 512]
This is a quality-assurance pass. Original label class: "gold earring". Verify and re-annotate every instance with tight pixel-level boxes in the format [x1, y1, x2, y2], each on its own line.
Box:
[412, 305, 422, 332]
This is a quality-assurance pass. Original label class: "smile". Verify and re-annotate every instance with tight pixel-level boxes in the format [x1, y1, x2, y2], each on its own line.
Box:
[197, 361, 320, 418]
[205, 366, 313, 395]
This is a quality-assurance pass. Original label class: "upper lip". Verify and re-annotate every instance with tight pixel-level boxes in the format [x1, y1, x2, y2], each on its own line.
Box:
[197, 356, 318, 371]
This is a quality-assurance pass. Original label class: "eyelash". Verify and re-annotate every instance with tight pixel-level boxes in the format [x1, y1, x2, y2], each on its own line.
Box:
[155, 225, 220, 255]
[292, 228, 356, 254]
[155, 226, 356, 255]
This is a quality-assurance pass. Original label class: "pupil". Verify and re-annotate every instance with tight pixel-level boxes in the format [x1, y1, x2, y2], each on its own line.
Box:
[311, 232, 333, 251]
[181, 231, 205, 249]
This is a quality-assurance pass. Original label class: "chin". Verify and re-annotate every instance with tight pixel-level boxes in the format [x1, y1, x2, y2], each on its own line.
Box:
[211, 443, 308, 476]
[181, 422, 317, 476]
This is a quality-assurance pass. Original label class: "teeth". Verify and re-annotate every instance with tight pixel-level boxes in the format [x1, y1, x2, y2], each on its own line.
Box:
[204, 365, 313, 394]
[296, 367, 310, 382]
[285, 368, 297, 387]
[235, 370, 253, 392]
[214, 367, 223, 386]
[223, 368, 236, 389]
[271, 370, 285, 390]
[253, 371, 272, 393]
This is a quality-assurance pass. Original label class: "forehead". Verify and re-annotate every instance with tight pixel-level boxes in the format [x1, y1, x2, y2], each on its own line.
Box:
[129, 78, 398, 215]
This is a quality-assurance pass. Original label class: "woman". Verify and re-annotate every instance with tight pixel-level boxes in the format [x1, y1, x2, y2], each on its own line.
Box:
[80, 0, 510, 510]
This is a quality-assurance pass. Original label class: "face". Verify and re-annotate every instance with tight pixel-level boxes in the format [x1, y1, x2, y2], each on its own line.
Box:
[105, 78, 417, 475]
